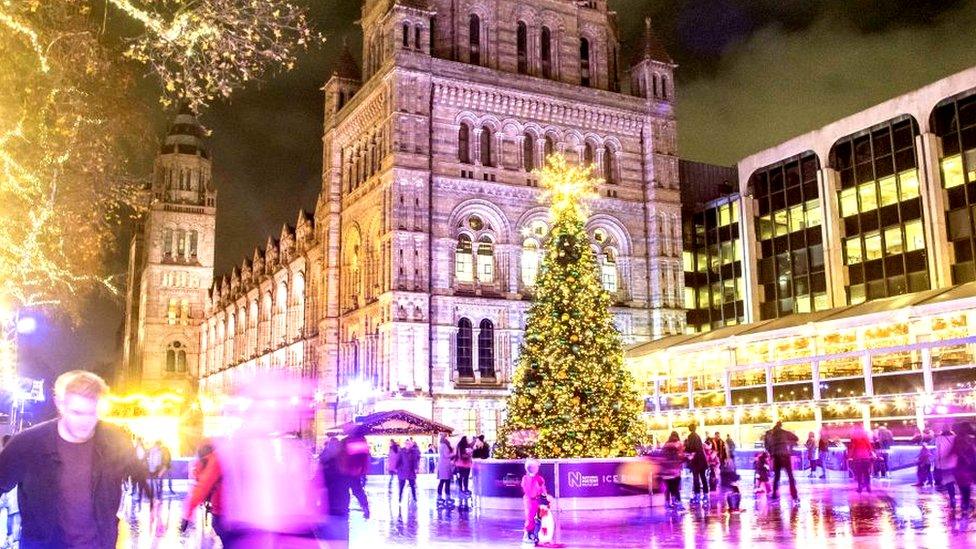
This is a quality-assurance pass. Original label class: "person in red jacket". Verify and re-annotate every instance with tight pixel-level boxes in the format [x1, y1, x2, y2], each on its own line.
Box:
[181, 442, 225, 543]
[847, 428, 875, 494]
[179, 373, 320, 548]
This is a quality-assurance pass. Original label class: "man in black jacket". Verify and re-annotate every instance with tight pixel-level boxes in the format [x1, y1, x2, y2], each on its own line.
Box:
[684, 424, 709, 503]
[0, 370, 151, 548]
[766, 421, 800, 503]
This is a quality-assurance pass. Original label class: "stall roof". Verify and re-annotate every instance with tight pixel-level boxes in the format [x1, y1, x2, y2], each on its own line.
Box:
[331, 410, 454, 436]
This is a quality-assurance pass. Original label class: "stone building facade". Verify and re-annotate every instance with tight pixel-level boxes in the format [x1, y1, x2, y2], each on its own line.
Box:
[129, 0, 685, 437]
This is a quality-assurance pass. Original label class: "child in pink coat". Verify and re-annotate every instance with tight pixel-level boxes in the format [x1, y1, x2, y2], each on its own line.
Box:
[521, 459, 547, 542]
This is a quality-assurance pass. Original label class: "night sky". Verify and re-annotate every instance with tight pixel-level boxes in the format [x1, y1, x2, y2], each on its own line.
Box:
[20, 0, 976, 398]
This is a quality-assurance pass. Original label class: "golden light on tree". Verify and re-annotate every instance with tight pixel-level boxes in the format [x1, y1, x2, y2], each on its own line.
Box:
[494, 154, 645, 459]
[0, 0, 318, 323]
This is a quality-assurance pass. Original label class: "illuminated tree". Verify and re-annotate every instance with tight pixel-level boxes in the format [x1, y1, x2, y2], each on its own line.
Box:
[494, 155, 645, 459]
[0, 0, 317, 321]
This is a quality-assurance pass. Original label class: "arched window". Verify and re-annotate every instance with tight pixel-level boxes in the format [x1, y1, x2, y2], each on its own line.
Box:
[652, 74, 659, 98]
[541, 26, 552, 79]
[516, 22, 528, 74]
[603, 145, 617, 184]
[523, 133, 535, 171]
[469, 14, 481, 65]
[521, 239, 540, 287]
[163, 228, 174, 258]
[478, 319, 495, 378]
[180, 299, 190, 324]
[580, 37, 591, 87]
[292, 272, 306, 339]
[248, 299, 259, 355]
[477, 235, 494, 283]
[226, 314, 235, 362]
[176, 229, 186, 258]
[166, 298, 178, 325]
[455, 234, 473, 282]
[584, 142, 595, 166]
[480, 126, 493, 166]
[402, 23, 410, 47]
[275, 281, 288, 343]
[456, 318, 474, 378]
[415, 26, 422, 49]
[661, 75, 668, 100]
[458, 123, 471, 164]
[260, 291, 272, 349]
[600, 248, 618, 293]
[544, 136, 556, 160]
[189, 230, 199, 259]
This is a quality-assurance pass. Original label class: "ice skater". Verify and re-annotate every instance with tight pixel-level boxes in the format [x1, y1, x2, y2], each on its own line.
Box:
[754, 452, 772, 496]
[521, 459, 547, 544]
[436, 434, 455, 508]
[660, 431, 685, 511]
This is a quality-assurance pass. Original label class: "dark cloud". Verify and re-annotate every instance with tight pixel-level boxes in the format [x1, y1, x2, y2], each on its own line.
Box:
[26, 0, 975, 391]
[677, 1, 976, 164]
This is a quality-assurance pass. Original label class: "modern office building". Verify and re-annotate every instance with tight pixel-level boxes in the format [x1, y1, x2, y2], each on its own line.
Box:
[629, 66, 976, 444]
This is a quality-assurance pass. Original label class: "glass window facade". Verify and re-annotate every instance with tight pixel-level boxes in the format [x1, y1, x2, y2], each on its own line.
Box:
[933, 92, 976, 284]
[627, 301, 976, 448]
[682, 200, 745, 332]
[830, 116, 929, 304]
[751, 153, 827, 320]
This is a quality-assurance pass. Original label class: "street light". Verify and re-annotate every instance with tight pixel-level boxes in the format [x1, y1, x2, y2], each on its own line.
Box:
[340, 379, 377, 419]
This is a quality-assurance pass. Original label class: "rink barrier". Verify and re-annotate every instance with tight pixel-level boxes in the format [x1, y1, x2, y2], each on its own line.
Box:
[473, 458, 661, 511]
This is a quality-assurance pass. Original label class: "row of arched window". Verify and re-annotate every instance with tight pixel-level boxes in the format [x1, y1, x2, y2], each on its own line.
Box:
[162, 228, 199, 262]
[401, 22, 425, 51]
[464, 16, 608, 87]
[457, 124, 618, 183]
[635, 71, 670, 101]
[342, 128, 389, 193]
[162, 271, 201, 288]
[201, 273, 306, 375]
[166, 298, 191, 325]
[456, 318, 495, 380]
[452, 217, 620, 293]
[159, 166, 207, 192]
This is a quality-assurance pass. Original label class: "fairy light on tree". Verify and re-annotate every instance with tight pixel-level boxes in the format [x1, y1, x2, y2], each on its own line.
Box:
[0, 0, 318, 328]
[494, 155, 645, 459]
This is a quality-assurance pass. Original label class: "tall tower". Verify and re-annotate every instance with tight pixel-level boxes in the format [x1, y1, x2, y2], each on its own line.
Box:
[630, 17, 684, 336]
[121, 107, 217, 393]
[316, 0, 682, 433]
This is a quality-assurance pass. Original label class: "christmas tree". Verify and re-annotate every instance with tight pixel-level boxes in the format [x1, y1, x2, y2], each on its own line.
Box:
[494, 155, 645, 459]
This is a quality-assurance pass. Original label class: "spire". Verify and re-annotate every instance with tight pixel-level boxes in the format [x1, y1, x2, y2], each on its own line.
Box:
[333, 39, 362, 81]
[161, 106, 209, 157]
[632, 17, 672, 65]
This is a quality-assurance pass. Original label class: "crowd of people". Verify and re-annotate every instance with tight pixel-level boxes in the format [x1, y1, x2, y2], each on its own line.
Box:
[653, 425, 740, 510]
[7, 369, 976, 547]
[385, 433, 492, 510]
